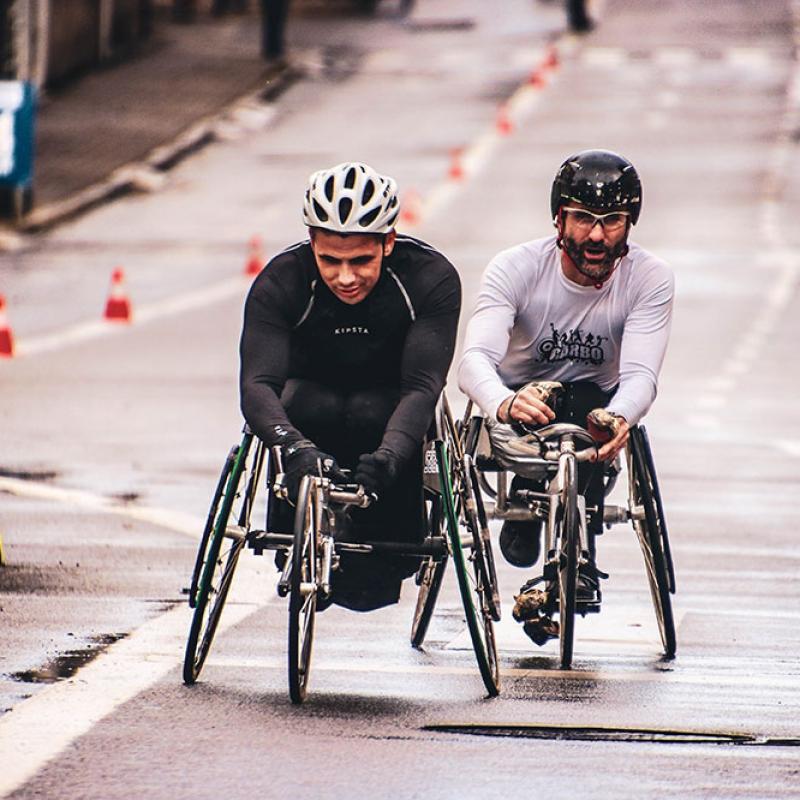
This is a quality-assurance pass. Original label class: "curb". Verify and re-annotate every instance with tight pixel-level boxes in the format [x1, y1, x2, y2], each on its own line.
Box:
[1, 61, 302, 244]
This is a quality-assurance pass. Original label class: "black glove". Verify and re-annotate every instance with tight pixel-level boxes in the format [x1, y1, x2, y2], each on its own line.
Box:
[283, 440, 345, 503]
[354, 449, 402, 498]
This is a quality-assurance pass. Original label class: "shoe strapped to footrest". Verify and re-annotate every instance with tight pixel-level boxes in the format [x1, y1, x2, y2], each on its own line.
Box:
[522, 616, 559, 646]
[577, 558, 609, 606]
[513, 575, 560, 646]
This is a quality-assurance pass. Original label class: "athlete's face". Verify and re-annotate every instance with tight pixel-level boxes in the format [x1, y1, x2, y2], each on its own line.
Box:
[559, 203, 629, 286]
[311, 230, 396, 304]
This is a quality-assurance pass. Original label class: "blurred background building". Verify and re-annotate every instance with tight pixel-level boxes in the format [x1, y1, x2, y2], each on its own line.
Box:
[1, 0, 153, 89]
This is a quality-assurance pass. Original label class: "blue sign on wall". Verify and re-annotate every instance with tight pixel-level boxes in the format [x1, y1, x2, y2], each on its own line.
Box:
[0, 81, 36, 189]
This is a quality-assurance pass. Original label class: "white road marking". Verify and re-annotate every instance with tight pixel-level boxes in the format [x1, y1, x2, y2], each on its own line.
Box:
[654, 47, 697, 67]
[0, 572, 272, 798]
[10, 276, 248, 358]
[0, 475, 277, 798]
[776, 440, 800, 458]
[581, 47, 627, 67]
[725, 47, 773, 69]
[0, 476, 203, 537]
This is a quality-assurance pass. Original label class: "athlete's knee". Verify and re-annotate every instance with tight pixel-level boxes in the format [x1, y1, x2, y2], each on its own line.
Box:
[344, 389, 397, 437]
[282, 379, 345, 430]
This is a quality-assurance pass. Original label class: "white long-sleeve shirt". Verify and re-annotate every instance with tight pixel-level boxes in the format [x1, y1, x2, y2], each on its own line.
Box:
[457, 235, 674, 425]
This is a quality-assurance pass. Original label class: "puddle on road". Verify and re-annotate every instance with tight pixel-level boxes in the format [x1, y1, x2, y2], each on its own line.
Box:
[423, 723, 800, 747]
[9, 633, 127, 684]
[0, 467, 59, 482]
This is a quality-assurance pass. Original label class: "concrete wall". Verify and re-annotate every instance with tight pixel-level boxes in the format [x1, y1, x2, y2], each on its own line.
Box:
[47, 0, 101, 85]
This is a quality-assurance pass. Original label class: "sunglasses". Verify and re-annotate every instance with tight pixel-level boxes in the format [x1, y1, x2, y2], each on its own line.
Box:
[562, 207, 630, 232]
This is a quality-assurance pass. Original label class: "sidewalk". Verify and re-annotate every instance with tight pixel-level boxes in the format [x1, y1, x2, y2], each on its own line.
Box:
[13, 1, 403, 234]
[4, 0, 564, 237]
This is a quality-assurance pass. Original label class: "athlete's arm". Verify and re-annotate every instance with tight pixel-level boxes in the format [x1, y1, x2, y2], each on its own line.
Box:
[605, 261, 674, 425]
[379, 268, 461, 462]
[457, 255, 521, 420]
[239, 269, 305, 448]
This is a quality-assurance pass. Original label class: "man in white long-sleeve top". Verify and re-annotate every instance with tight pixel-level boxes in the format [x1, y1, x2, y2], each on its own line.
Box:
[458, 150, 674, 639]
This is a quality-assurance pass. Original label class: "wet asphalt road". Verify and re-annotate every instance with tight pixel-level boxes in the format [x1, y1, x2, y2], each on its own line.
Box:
[2, 0, 800, 797]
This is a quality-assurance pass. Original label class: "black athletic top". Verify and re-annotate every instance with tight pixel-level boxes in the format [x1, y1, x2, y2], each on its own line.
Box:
[239, 234, 461, 462]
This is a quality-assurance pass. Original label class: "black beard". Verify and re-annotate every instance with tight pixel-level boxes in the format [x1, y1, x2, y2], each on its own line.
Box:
[563, 235, 628, 284]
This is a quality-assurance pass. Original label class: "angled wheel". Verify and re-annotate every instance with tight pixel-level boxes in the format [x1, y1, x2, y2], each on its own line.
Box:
[184, 433, 265, 685]
[188, 445, 237, 609]
[463, 456, 501, 622]
[441, 401, 500, 620]
[628, 426, 676, 658]
[437, 439, 500, 697]
[557, 454, 579, 670]
[288, 476, 319, 704]
[411, 494, 449, 648]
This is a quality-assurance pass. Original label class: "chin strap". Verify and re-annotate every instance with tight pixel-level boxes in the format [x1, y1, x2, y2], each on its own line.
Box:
[591, 244, 628, 289]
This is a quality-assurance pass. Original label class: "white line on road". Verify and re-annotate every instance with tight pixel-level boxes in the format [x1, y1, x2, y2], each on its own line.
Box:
[0, 594, 267, 798]
[0, 475, 276, 798]
[0, 476, 203, 537]
[10, 276, 248, 358]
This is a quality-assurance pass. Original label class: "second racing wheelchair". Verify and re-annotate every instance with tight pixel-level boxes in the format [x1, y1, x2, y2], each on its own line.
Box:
[462, 382, 676, 670]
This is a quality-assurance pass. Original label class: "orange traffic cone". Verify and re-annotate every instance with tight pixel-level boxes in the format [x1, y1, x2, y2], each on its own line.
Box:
[104, 268, 132, 322]
[245, 235, 264, 277]
[448, 147, 465, 181]
[528, 67, 546, 88]
[399, 188, 422, 226]
[0, 295, 14, 357]
[496, 103, 513, 135]
[543, 45, 559, 71]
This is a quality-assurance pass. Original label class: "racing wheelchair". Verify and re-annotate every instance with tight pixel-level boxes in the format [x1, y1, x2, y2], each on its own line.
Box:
[182, 396, 501, 703]
[462, 401, 676, 670]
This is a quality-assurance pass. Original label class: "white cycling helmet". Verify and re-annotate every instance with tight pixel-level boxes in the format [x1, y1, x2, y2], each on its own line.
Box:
[303, 162, 400, 234]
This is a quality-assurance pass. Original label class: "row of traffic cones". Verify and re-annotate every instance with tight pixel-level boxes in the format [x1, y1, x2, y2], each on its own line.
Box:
[0, 237, 267, 358]
[399, 44, 560, 230]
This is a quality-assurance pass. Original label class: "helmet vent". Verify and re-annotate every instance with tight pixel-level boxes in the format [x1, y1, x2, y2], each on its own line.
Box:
[344, 167, 357, 189]
[313, 199, 329, 222]
[338, 197, 353, 224]
[324, 175, 335, 201]
[359, 206, 381, 227]
[362, 180, 375, 204]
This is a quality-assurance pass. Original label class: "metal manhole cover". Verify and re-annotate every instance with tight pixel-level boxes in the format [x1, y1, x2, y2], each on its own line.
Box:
[423, 723, 800, 746]
[406, 18, 475, 32]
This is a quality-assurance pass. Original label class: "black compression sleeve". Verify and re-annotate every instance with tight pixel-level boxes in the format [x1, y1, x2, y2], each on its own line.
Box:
[239, 274, 305, 449]
[380, 269, 461, 461]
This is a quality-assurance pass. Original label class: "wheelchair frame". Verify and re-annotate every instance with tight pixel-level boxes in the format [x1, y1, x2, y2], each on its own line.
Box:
[182, 396, 503, 703]
[465, 407, 676, 668]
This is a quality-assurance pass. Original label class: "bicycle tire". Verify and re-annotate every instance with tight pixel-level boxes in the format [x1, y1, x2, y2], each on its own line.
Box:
[558, 454, 579, 670]
[288, 476, 318, 704]
[184, 434, 260, 685]
[628, 427, 677, 658]
[437, 439, 500, 697]
[410, 495, 449, 648]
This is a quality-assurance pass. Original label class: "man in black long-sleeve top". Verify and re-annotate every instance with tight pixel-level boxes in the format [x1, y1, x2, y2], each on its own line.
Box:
[240, 162, 461, 611]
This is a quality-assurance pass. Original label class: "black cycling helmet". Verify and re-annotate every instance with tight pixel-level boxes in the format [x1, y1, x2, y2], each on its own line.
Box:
[550, 149, 642, 225]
